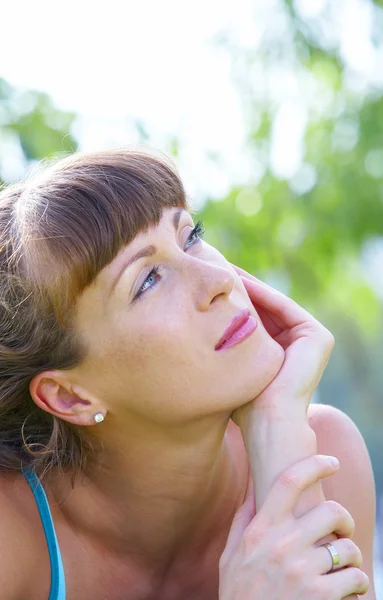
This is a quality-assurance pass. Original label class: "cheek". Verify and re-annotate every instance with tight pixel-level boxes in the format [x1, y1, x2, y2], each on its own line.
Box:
[96, 318, 197, 417]
[110, 309, 186, 366]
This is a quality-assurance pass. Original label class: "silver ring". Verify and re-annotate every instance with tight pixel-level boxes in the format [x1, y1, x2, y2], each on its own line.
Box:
[320, 542, 340, 573]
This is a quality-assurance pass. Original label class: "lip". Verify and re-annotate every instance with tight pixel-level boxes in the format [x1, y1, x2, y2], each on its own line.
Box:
[215, 308, 257, 351]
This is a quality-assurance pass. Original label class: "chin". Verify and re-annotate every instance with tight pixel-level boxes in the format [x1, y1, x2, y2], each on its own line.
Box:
[219, 341, 284, 418]
[244, 339, 285, 401]
[227, 347, 285, 427]
[262, 338, 285, 382]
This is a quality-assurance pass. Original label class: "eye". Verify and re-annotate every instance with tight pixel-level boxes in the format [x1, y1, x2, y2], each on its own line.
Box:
[133, 219, 206, 302]
[184, 220, 205, 249]
[134, 264, 163, 301]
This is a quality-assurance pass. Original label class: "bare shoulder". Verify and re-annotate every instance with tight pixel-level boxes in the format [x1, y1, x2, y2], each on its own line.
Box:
[0, 472, 51, 600]
[307, 402, 375, 514]
[307, 402, 375, 498]
[307, 402, 377, 599]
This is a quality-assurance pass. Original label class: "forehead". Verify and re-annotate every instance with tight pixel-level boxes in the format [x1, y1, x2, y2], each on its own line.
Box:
[90, 207, 189, 297]
[74, 207, 189, 324]
[109, 205, 187, 269]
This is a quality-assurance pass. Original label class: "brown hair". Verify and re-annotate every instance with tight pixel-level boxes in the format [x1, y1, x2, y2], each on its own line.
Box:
[0, 147, 191, 481]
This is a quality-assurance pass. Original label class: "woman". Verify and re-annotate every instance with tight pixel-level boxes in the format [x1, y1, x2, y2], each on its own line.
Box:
[0, 148, 375, 599]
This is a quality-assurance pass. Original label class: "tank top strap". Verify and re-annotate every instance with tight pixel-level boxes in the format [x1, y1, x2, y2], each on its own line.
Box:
[22, 468, 66, 600]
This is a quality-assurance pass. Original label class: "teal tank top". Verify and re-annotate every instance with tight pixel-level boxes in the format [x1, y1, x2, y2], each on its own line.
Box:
[22, 469, 66, 600]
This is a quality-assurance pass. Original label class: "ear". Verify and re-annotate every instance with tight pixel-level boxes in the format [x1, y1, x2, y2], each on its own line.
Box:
[29, 370, 105, 426]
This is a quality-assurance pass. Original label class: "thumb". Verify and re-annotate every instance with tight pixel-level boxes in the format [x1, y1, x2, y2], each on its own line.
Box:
[221, 483, 255, 562]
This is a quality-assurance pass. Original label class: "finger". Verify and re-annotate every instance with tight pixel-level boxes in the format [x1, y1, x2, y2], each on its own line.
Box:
[299, 501, 355, 546]
[253, 305, 284, 338]
[240, 275, 315, 330]
[252, 455, 340, 525]
[314, 538, 362, 574]
[323, 568, 369, 598]
[220, 483, 255, 563]
[229, 263, 283, 334]
[230, 263, 266, 285]
[230, 262, 296, 330]
[241, 277, 334, 372]
[233, 265, 325, 338]
[231, 262, 304, 327]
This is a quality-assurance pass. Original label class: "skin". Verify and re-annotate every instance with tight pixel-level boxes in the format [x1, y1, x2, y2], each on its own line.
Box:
[309, 403, 376, 599]
[22, 205, 375, 599]
[29, 206, 285, 591]
[228, 270, 375, 599]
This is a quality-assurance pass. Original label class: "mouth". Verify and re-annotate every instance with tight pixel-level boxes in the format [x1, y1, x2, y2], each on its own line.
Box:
[215, 308, 258, 351]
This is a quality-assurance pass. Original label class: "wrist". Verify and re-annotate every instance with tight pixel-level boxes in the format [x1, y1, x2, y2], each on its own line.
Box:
[237, 399, 310, 439]
[240, 413, 319, 512]
[244, 418, 317, 462]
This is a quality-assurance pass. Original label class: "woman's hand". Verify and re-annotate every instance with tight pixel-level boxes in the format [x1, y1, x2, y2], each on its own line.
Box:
[230, 263, 335, 422]
[219, 454, 369, 600]
[228, 264, 339, 548]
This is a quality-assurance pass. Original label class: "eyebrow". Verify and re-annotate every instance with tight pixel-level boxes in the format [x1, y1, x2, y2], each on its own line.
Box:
[109, 208, 185, 296]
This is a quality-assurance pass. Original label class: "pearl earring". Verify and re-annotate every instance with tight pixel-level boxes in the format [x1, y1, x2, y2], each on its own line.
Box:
[93, 412, 104, 423]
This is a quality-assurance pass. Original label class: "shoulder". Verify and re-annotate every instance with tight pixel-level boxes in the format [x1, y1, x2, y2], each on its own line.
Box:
[307, 403, 376, 598]
[307, 402, 375, 499]
[0, 472, 51, 599]
[306, 402, 376, 520]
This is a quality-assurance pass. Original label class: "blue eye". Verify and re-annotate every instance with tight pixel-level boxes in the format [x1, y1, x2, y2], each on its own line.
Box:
[133, 220, 205, 301]
[135, 264, 163, 300]
[184, 220, 205, 248]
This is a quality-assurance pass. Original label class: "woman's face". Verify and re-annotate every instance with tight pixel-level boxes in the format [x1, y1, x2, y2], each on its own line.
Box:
[72, 207, 284, 425]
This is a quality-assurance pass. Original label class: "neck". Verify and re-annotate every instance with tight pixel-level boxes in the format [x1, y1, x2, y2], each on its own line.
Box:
[47, 415, 250, 579]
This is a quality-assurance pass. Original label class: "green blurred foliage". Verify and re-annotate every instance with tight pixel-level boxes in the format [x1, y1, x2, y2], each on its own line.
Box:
[0, 1, 382, 503]
[0, 77, 78, 186]
[204, 6, 383, 329]
[201, 0, 383, 502]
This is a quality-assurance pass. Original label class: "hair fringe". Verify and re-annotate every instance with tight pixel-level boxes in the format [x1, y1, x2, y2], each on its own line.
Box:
[0, 147, 190, 482]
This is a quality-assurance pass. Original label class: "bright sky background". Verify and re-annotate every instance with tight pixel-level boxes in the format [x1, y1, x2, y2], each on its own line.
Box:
[2, 0, 383, 300]
[1, 0, 259, 207]
[2, 0, 382, 207]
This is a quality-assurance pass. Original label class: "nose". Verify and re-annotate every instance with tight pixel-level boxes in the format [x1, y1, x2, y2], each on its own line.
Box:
[193, 261, 235, 311]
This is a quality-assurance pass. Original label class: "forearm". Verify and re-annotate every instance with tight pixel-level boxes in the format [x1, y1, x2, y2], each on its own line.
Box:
[239, 404, 327, 518]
